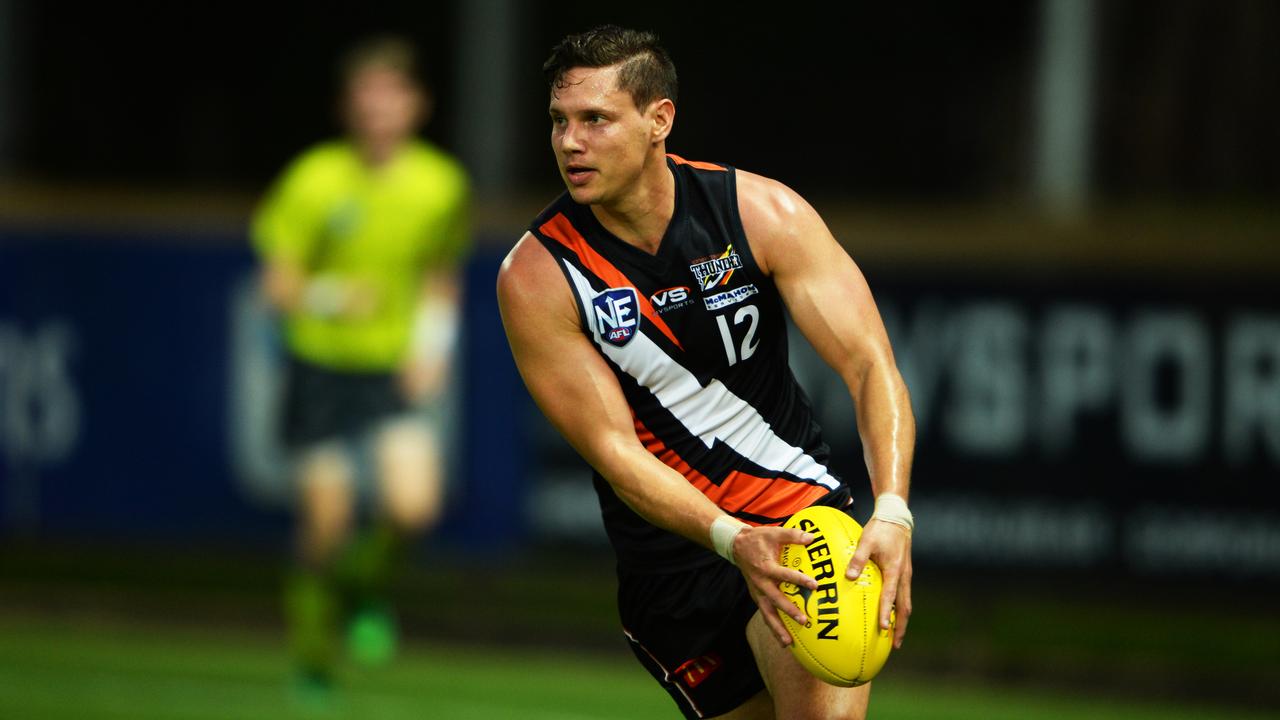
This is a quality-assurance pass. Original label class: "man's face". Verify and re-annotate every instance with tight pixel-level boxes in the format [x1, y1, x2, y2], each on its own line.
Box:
[549, 65, 657, 206]
[345, 65, 423, 148]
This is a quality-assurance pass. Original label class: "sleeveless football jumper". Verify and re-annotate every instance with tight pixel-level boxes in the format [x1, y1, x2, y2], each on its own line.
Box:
[530, 155, 850, 573]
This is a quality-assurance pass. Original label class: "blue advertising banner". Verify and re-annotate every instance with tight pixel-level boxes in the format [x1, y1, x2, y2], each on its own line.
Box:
[5, 226, 1276, 579]
[0, 228, 526, 551]
[841, 272, 1280, 580]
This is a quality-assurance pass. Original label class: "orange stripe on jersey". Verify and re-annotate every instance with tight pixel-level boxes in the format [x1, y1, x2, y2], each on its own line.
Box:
[667, 154, 727, 172]
[539, 213, 683, 350]
[633, 416, 828, 524]
[738, 481, 830, 521]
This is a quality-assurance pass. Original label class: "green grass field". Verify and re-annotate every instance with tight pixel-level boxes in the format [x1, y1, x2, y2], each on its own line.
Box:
[0, 614, 1273, 720]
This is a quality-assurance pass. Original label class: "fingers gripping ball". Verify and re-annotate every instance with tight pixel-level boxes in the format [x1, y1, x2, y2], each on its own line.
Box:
[777, 506, 894, 687]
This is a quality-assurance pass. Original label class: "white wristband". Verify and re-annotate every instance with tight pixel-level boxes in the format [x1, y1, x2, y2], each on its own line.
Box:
[710, 516, 749, 566]
[413, 301, 459, 363]
[871, 493, 914, 535]
[302, 276, 346, 318]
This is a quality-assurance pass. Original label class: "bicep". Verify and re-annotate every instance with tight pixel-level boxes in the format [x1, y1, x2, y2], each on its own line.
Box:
[779, 236, 894, 382]
[514, 327, 639, 467]
[740, 177, 894, 382]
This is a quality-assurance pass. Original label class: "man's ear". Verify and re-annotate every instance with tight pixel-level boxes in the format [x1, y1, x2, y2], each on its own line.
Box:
[649, 98, 675, 143]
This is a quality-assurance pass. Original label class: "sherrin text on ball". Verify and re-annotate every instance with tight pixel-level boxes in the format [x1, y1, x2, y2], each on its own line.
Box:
[777, 505, 894, 687]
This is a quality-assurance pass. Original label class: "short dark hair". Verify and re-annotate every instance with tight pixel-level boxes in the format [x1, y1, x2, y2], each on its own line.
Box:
[543, 25, 677, 109]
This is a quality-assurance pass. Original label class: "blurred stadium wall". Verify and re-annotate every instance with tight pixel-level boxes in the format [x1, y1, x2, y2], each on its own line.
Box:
[1, 0, 1278, 709]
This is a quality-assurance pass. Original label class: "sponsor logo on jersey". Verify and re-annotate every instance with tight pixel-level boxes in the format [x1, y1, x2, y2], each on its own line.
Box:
[650, 286, 694, 314]
[674, 653, 723, 688]
[703, 283, 759, 311]
[688, 245, 744, 291]
[592, 287, 641, 347]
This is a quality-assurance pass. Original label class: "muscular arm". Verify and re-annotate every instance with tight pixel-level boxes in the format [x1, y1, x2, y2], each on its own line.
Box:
[737, 171, 916, 646]
[497, 233, 720, 539]
[496, 233, 815, 644]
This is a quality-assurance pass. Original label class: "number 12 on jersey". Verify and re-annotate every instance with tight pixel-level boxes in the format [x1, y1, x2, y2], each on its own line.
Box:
[716, 304, 760, 366]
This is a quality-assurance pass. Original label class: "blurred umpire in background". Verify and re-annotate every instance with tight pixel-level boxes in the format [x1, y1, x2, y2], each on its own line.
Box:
[251, 35, 469, 698]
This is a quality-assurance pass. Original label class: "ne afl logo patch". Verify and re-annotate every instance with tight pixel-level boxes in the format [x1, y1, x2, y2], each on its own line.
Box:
[592, 287, 641, 347]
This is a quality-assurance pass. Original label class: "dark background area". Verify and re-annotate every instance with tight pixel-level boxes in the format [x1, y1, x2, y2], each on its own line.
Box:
[10, 1, 1279, 198]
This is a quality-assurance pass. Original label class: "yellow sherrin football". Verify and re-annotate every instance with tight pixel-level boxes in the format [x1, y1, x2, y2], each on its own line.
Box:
[777, 505, 894, 687]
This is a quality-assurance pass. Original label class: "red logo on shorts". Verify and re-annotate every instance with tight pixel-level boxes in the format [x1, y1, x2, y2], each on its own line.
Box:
[674, 653, 722, 688]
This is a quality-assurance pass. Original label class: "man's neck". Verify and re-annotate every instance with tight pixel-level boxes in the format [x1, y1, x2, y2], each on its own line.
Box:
[356, 137, 405, 170]
[590, 152, 675, 255]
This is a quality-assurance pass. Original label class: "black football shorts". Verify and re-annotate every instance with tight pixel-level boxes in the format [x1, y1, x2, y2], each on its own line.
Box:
[618, 558, 764, 719]
[282, 355, 408, 450]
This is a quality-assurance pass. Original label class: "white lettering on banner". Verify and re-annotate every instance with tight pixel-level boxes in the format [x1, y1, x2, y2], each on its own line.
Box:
[943, 304, 1029, 455]
[1127, 507, 1280, 575]
[1040, 305, 1115, 454]
[529, 474, 609, 540]
[910, 495, 1113, 565]
[0, 320, 81, 531]
[0, 321, 80, 467]
[1121, 311, 1212, 463]
[912, 496, 1280, 576]
[1224, 315, 1280, 466]
[808, 298, 1280, 467]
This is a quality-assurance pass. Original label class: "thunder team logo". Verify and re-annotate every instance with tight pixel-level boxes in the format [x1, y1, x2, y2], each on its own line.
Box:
[688, 245, 743, 291]
[592, 287, 641, 347]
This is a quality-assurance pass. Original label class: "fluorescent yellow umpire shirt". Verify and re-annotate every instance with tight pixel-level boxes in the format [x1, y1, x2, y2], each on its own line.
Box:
[252, 140, 470, 372]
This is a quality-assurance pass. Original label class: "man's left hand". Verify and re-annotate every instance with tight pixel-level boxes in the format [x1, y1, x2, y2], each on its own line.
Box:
[845, 519, 912, 649]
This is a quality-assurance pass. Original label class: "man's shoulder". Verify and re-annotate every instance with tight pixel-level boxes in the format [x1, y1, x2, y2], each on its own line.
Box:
[403, 141, 469, 186]
[664, 156, 794, 221]
[496, 231, 563, 308]
[291, 140, 356, 170]
[735, 169, 813, 229]
[734, 167, 798, 204]
[275, 140, 357, 189]
[733, 168, 827, 274]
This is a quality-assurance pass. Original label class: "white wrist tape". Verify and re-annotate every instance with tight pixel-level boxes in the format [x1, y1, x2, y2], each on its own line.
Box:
[413, 302, 459, 363]
[302, 276, 346, 318]
[871, 493, 914, 534]
[710, 516, 749, 566]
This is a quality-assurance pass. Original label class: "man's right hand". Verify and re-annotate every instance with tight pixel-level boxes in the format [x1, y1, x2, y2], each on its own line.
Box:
[733, 525, 817, 647]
